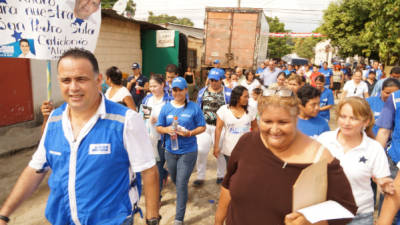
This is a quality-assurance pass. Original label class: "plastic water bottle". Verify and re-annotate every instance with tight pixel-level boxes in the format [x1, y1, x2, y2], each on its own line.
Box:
[171, 116, 179, 150]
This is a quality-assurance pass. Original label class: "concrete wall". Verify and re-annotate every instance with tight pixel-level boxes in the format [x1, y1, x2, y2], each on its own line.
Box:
[30, 59, 62, 122]
[95, 16, 142, 77]
[187, 37, 203, 71]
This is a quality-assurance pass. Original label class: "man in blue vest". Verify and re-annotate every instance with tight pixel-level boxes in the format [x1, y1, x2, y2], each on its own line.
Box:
[0, 49, 160, 225]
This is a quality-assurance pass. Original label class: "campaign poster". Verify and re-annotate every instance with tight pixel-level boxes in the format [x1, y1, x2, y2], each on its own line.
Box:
[0, 0, 101, 60]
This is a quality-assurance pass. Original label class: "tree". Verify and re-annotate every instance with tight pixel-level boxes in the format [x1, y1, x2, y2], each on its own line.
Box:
[319, 0, 400, 64]
[294, 37, 322, 60]
[148, 11, 194, 26]
[102, 0, 136, 17]
[319, 0, 372, 58]
[266, 16, 293, 59]
[361, 0, 400, 64]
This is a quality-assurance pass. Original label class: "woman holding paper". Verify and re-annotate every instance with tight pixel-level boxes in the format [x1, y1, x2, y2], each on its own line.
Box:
[318, 97, 394, 225]
[214, 87, 357, 225]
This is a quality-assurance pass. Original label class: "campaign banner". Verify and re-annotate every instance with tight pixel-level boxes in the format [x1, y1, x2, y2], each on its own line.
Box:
[0, 0, 101, 60]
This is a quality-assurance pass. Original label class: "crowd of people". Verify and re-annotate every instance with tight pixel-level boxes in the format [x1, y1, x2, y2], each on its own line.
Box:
[3, 49, 400, 225]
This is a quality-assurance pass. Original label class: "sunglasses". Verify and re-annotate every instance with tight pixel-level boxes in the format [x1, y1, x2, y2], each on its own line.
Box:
[210, 79, 219, 82]
[263, 88, 293, 97]
[353, 88, 357, 94]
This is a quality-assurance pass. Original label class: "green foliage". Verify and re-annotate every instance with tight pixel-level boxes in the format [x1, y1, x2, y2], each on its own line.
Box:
[294, 37, 322, 60]
[102, 0, 136, 16]
[319, 0, 372, 58]
[319, 0, 400, 64]
[266, 16, 293, 59]
[362, 0, 400, 64]
[148, 11, 194, 26]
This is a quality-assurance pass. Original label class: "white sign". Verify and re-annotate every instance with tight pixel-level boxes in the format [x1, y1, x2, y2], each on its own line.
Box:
[156, 30, 175, 48]
[0, 0, 101, 60]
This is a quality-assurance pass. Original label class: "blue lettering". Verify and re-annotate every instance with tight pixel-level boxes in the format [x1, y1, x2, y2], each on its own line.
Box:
[0, 18, 25, 31]
[72, 23, 95, 35]
[0, 5, 18, 15]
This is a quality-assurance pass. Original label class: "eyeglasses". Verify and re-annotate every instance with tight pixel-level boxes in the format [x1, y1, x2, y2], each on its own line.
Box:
[263, 88, 293, 97]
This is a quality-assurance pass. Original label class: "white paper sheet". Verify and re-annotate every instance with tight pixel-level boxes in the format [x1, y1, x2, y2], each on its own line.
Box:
[297, 200, 355, 223]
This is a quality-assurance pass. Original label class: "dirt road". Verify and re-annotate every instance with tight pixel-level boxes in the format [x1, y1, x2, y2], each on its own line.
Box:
[0, 147, 221, 225]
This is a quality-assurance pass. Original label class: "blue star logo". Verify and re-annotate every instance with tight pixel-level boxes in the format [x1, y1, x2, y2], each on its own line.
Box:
[11, 30, 23, 42]
[0, 0, 7, 4]
[359, 156, 368, 164]
[72, 18, 84, 26]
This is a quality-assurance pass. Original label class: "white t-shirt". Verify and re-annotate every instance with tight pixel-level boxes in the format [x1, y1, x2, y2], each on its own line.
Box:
[317, 129, 390, 214]
[143, 95, 167, 141]
[217, 105, 256, 156]
[105, 86, 132, 103]
[240, 79, 261, 93]
[343, 80, 368, 98]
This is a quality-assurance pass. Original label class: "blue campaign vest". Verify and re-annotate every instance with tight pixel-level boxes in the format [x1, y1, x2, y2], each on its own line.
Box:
[44, 100, 137, 225]
[389, 91, 400, 163]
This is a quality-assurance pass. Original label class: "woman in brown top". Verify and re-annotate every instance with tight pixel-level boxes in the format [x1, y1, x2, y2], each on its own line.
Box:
[214, 87, 357, 225]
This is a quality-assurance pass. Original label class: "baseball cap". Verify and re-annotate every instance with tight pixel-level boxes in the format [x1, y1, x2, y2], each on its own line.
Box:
[171, 77, 188, 90]
[208, 68, 224, 81]
[131, 62, 140, 69]
[213, 59, 220, 64]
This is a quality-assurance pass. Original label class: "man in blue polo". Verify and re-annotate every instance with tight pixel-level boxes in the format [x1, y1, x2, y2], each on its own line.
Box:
[0, 49, 160, 225]
[319, 62, 333, 89]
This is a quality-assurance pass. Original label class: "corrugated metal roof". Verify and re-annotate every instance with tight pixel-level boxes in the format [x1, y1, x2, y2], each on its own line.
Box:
[161, 23, 204, 40]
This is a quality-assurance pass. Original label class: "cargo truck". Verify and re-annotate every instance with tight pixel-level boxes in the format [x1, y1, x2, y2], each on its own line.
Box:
[202, 7, 269, 70]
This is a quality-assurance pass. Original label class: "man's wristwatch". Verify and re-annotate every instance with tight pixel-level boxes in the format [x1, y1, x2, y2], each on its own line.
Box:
[146, 216, 161, 225]
[0, 215, 10, 223]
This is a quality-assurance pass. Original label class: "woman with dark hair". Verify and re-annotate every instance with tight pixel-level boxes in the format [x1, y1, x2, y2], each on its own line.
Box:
[240, 69, 261, 93]
[104, 66, 137, 111]
[213, 85, 258, 163]
[367, 78, 400, 136]
[270, 71, 286, 88]
[140, 74, 172, 194]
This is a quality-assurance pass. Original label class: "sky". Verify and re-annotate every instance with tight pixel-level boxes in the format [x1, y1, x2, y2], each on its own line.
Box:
[133, 0, 334, 32]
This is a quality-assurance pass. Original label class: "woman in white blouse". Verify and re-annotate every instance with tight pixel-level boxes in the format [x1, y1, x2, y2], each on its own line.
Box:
[240, 69, 261, 94]
[104, 66, 137, 111]
[342, 70, 369, 100]
[317, 97, 394, 224]
[213, 85, 258, 163]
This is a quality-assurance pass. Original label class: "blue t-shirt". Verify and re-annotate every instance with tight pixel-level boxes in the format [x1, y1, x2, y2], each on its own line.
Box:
[156, 101, 206, 154]
[297, 116, 330, 138]
[256, 67, 264, 74]
[366, 96, 385, 136]
[376, 94, 395, 130]
[318, 88, 334, 121]
[319, 68, 333, 86]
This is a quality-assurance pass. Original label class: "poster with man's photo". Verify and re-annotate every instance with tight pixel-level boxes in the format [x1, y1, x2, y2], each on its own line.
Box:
[0, 0, 101, 60]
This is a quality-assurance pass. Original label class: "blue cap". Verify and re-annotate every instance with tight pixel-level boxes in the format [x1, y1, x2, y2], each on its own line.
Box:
[213, 59, 220, 64]
[131, 62, 140, 69]
[366, 65, 371, 69]
[208, 68, 224, 80]
[171, 77, 187, 90]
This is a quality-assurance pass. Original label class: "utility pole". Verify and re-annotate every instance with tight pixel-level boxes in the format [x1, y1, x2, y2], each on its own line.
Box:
[238, 0, 241, 8]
